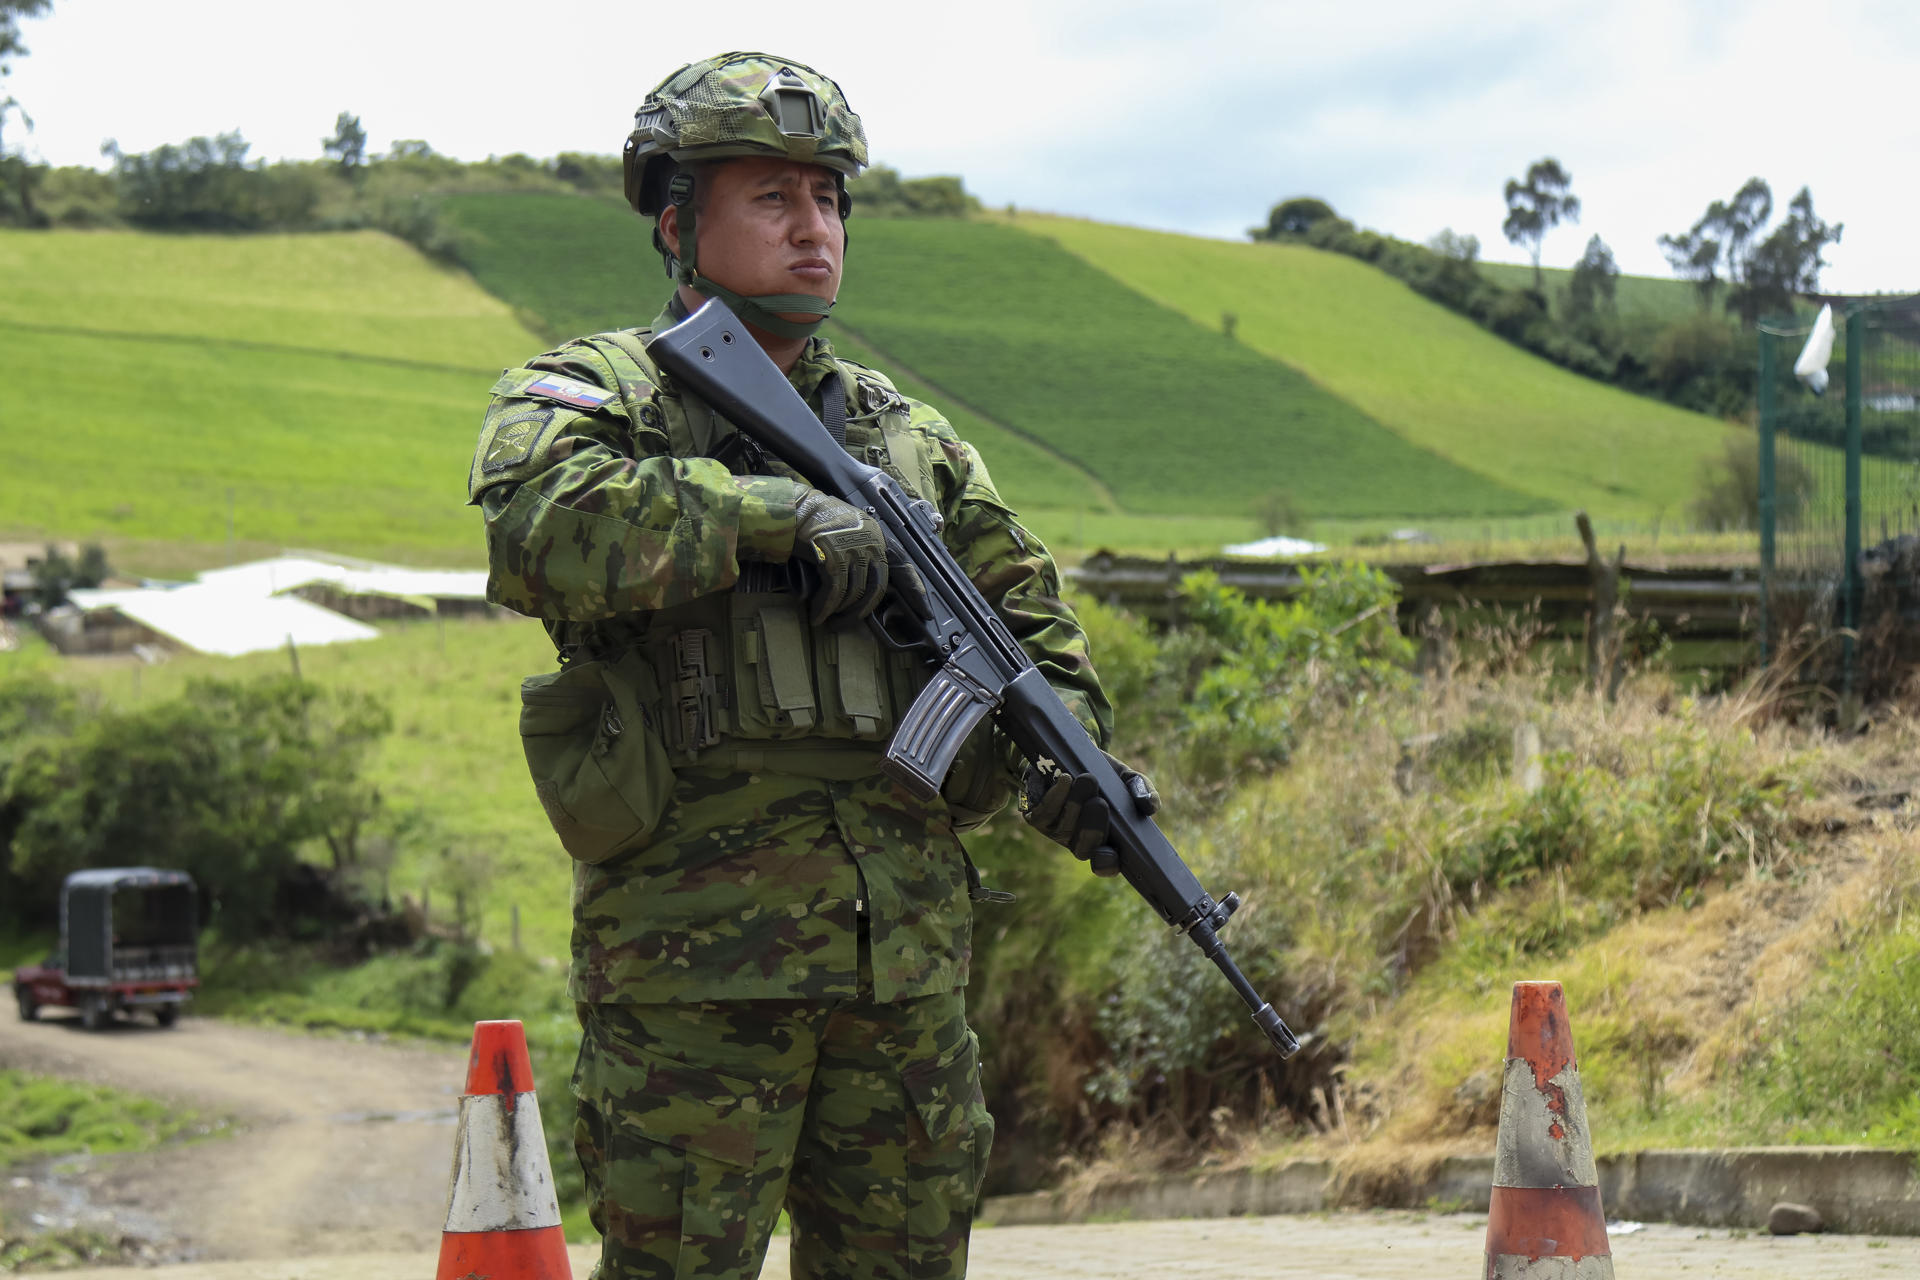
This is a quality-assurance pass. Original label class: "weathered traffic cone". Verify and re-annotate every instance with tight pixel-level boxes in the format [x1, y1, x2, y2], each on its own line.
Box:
[1484, 981, 1614, 1279]
[436, 1019, 572, 1280]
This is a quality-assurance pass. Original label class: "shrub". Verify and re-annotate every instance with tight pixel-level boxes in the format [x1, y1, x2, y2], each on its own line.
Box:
[0, 675, 391, 936]
[1691, 433, 1815, 532]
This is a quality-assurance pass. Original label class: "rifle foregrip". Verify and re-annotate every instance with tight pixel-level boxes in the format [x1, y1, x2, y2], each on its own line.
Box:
[882, 661, 999, 801]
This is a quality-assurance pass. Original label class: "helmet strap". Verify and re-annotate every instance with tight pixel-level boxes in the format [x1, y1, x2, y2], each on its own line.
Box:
[663, 167, 838, 341]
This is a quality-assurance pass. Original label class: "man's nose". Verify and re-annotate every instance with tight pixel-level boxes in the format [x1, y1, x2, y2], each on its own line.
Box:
[791, 195, 836, 245]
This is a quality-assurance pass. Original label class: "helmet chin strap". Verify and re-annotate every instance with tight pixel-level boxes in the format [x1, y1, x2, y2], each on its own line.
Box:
[667, 172, 836, 341]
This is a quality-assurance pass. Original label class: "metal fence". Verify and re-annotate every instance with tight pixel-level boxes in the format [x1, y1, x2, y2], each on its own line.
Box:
[1760, 300, 1920, 691]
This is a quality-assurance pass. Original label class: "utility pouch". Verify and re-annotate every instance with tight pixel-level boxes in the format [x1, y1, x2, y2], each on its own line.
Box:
[518, 652, 675, 863]
[730, 594, 819, 739]
[816, 621, 891, 740]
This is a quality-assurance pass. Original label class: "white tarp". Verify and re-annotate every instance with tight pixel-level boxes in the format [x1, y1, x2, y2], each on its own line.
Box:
[62, 554, 479, 658]
[1222, 534, 1328, 558]
[317, 567, 489, 600]
[194, 556, 487, 602]
[89, 583, 379, 657]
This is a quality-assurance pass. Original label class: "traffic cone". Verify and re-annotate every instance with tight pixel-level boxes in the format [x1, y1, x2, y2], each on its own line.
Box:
[1483, 981, 1614, 1279]
[436, 1019, 572, 1280]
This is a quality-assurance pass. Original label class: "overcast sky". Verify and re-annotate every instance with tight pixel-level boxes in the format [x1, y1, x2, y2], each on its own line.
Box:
[8, 0, 1915, 292]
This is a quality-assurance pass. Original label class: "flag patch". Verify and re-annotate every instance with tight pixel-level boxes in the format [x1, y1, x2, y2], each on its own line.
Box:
[525, 375, 615, 409]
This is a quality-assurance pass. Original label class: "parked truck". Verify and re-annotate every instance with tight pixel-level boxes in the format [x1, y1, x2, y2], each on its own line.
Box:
[12, 868, 199, 1029]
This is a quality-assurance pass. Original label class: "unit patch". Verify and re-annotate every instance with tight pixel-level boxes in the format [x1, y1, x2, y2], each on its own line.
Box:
[482, 406, 555, 475]
[524, 374, 616, 410]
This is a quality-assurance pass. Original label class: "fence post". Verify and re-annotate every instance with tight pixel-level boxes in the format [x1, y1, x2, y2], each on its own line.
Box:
[1844, 307, 1864, 701]
[1757, 330, 1776, 664]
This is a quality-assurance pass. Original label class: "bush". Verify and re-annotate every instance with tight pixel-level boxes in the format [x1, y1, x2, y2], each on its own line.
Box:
[846, 164, 978, 217]
[1646, 311, 1751, 415]
[0, 674, 391, 936]
[1690, 433, 1815, 532]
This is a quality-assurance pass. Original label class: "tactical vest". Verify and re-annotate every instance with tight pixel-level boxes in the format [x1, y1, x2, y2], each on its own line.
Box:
[516, 329, 1013, 859]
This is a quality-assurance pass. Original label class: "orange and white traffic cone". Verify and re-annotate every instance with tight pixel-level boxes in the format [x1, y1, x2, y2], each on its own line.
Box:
[1483, 981, 1614, 1279]
[436, 1019, 572, 1280]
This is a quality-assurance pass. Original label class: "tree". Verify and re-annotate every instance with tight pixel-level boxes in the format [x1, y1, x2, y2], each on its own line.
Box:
[0, 1, 50, 226]
[1502, 158, 1580, 291]
[1565, 235, 1619, 323]
[0, 0, 50, 78]
[1427, 227, 1480, 262]
[1661, 179, 1841, 324]
[1253, 196, 1338, 241]
[102, 130, 319, 230]
[28, 541, 108, 609]
[322, 111, 366, 177]
[1729, 187, 1841, 325]
[1658, 220, 1724, 310]
[2, 676, 391, 936]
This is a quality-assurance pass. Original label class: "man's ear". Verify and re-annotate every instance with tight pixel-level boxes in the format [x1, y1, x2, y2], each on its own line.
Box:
[658, 205, 681, 258]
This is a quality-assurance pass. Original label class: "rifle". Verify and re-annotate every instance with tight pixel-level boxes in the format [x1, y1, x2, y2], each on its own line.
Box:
[648, 299, 1300, 1058]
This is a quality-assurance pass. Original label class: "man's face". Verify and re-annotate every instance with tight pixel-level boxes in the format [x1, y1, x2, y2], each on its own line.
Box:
[667, 157, 844, 311]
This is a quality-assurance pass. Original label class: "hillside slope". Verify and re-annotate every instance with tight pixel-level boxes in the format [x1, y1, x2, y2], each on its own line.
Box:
[439, 197, 1543, 525]
[837, 220, 1542, 520]
[0, 230, 540, 567]
[1029, 216, 1742, 520]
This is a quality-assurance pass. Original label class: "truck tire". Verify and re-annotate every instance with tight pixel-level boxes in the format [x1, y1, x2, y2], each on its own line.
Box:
[80, 995, 110, 1031]
[15, 988, 36, 1022]
[154, 1005, 178, 1028]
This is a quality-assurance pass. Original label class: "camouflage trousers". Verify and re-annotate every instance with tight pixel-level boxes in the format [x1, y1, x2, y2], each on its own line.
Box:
[572, 980, 992, 1280]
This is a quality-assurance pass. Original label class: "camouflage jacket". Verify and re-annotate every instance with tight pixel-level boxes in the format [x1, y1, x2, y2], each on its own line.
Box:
[470, 302, 1112, 1005]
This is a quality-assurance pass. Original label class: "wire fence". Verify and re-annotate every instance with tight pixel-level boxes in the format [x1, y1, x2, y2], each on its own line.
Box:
[1760, 299, 1920, 691]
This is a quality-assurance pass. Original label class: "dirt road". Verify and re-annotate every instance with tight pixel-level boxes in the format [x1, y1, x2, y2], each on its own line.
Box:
[1, 1009, 465, 1262]
[8, 1011, 1920, 1277]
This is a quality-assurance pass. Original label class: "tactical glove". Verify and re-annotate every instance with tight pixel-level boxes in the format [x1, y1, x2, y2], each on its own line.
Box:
[1022, 752, 1160, 877]
[790, 489, 887, 623]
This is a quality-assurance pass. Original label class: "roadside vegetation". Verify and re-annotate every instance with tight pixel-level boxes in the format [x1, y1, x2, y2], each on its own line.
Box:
[12, 569, 1920, 1213]
[0, 1069, 227, 1268]
[0, 1070, 219, 1168]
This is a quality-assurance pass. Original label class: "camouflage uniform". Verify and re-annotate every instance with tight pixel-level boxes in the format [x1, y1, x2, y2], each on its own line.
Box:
[472, 293, 1111, 1278]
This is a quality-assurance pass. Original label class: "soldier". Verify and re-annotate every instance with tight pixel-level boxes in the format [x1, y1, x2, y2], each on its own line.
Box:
[468, 51, 1150, 1280]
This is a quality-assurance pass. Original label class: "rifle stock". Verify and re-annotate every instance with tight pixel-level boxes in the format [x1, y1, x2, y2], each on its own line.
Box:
[648, 299, 1300, 1058]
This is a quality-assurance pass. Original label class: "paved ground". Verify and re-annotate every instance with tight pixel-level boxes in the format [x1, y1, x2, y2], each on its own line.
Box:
[9, 1011, 1920, 1277]
[44, 1213, 1920, 1278]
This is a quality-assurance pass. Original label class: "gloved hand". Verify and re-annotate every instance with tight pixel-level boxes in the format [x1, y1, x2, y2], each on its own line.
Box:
[792, 489, 890, 623]
[1021, 752, 1159, 877]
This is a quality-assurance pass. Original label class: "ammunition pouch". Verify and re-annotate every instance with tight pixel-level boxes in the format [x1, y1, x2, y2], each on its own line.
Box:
[518, 650, 677, 863]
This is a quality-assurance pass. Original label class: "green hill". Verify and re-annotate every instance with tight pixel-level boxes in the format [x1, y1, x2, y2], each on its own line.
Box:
[1028, 215, 1743, 521]
[836, 220, 1543, 520]
[1, 209, 1756, 566]
[439, 196, 1546, 532]
[0, 230, 542, 568]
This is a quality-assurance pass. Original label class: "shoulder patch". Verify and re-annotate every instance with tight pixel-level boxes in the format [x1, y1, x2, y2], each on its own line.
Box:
[481, 406, 555, 477]
[523, 374, 615, 410]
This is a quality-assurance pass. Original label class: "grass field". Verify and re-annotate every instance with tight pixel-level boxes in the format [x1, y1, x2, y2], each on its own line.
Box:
[437, 198, 1544, 523]
[441, 192, 669, 342]
[0, 230, 539, 570]
[836, 220, 1543, 519]
[1027, 215, 1744, 522]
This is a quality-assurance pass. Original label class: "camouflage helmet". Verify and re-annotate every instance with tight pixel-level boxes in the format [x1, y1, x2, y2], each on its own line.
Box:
[624, 52, 869, 216]
[624, 52, 867, 340]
